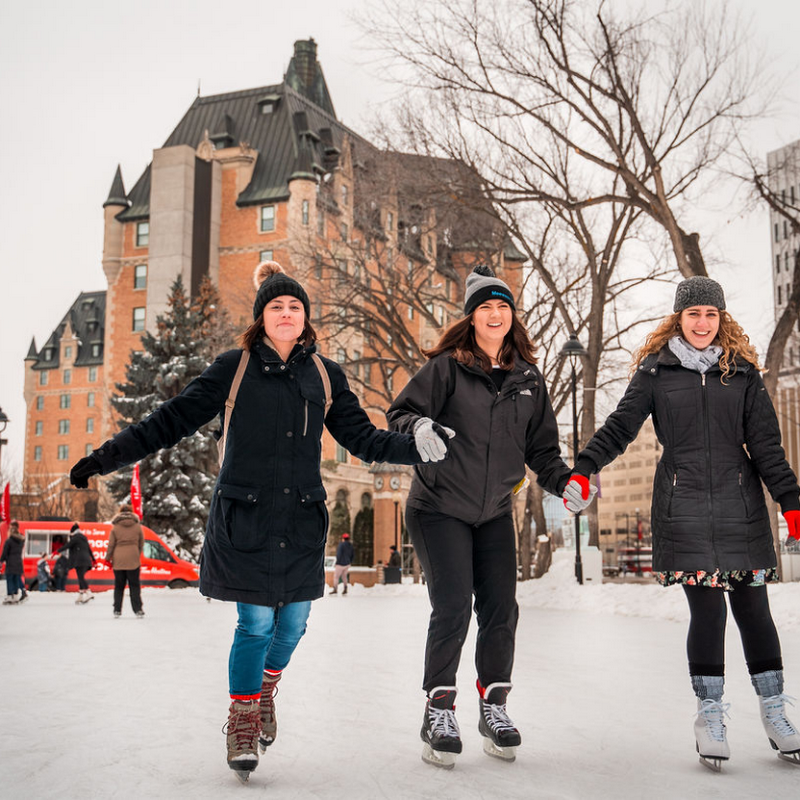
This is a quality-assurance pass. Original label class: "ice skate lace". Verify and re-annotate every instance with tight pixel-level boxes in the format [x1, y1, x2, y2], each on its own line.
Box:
[483, 702, 518, 734]
[763, 694, 799, 738]
[223, 705, 260, 751]
[429, 706, 461, 738]
[261, 683, 279, 723]
[696, 699, 730, 742]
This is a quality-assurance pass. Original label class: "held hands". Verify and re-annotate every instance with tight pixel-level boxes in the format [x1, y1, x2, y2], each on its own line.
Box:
[69, 454, 102, 489]
[413, 417, 456, 463]
[784, 510, 800, 542]
[562, 474, 598, 514]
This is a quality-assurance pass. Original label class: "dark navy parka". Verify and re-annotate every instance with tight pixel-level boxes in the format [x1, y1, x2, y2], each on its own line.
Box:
[92, 339, 420, 607]
[576, 347, 800, 572]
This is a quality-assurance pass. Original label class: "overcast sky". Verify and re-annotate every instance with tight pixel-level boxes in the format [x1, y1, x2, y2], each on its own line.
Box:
[0, 0, 798, 481]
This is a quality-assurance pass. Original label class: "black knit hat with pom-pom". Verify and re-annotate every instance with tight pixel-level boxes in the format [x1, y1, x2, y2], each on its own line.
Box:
[252, 261, 310, 320]
[463, 265, 515, 316]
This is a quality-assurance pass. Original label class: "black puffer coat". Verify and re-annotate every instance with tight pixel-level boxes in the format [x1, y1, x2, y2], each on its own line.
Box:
[576, 347, 800, 572]
[92, 340, 420, 607]
[1, 532, 25, 575]
[387, 352, 571, 525]
[61, 531, 96, 570]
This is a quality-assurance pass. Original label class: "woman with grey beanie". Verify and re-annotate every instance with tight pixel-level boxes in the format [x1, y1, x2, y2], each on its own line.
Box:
[571, 275, 800, 770]
[388, 265, 583, 768]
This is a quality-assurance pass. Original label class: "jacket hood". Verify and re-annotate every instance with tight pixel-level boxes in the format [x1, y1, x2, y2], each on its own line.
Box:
[112, 511, 141, 526]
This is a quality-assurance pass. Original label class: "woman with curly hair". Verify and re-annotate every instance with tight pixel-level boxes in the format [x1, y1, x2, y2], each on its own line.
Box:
[572, 276, 800, 770]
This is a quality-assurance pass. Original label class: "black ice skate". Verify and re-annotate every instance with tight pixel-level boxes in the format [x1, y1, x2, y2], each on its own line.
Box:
[421, 686, 462, 769]
[478, 681, 522, 761]
[224, 699, 260, 783]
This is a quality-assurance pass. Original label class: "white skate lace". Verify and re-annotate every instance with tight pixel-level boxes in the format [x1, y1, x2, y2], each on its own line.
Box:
[484, 702, 517, 734]
[696, 699, 730, 742]
[429, 706, 461, 738]
[763, 694, 799, 738]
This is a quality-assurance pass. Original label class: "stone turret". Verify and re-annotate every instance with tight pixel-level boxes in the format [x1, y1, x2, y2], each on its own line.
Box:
[102, 165, 129, 285]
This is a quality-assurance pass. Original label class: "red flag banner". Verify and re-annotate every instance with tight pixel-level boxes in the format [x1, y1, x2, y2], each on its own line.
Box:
[131, 464, 143, 519]
[0, 482, 9, 523]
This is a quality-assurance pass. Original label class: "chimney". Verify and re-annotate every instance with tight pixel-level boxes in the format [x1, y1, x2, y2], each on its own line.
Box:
[293, 39, 317, 90]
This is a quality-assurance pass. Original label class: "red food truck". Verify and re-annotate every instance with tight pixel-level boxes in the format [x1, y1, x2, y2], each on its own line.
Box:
[0, 519, 199, 593]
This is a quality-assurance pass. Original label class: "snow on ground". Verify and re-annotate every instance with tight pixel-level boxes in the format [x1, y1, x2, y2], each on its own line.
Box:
[2, 551, 799, 799]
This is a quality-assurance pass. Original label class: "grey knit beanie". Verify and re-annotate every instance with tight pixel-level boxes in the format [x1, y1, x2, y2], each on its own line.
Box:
[673, 276, 726, 313]
[464, 265, 515, 316]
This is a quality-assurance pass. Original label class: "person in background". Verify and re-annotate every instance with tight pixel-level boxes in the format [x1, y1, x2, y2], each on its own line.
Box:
[330, 533, 354, 595]
[55, 523, 97, 604]
[387, 545, 402, 569]
[67, 261, 449, 783]
[1, 520, 26, 604]
[107, 504, 145, 618]
[570, 276, 800, 770]
[36, 553, 50, 592]
[387, 265, 593, 768]
[53, 550, 69, 592]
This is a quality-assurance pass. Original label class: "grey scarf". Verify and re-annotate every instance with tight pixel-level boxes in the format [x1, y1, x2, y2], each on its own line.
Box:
[668, 335, 722, 374]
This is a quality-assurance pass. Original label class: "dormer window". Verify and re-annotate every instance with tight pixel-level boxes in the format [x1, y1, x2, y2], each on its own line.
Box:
[257, 94, 281, 115]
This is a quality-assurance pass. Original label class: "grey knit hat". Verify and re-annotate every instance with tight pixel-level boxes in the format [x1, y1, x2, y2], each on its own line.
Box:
[464, 265, 515, 316]
[673, 276, 726, 313]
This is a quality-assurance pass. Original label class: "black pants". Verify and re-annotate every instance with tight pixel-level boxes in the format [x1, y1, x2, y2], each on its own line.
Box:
[683, 583, 783, 676]
[406, 508, 518, 693]
[113, 568, 142, 614]
[75, 566, 90, 591]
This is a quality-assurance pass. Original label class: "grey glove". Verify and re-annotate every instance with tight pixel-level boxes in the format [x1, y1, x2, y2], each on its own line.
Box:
[562, 475, 598, 514]
[413, 417, 456, 463]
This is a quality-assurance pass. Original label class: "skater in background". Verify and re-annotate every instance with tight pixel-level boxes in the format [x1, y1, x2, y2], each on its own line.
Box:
[388, 265, 593, 768]
[68, 261, 450, 783]
[52, 550, 69, 592]
[53, 523, 97, 604]
[107, 504, 144, 618]
[36, 553, 51, 591]
[330, 533, 353, 594]
[387, 545, 402, 569]
[571, 276, 800, 770]
[1, 520, 26, 604]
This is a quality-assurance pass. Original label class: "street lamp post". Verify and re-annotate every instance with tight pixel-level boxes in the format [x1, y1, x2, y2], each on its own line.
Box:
[0, 407, 9, 473]
[560, 334, 588, 585]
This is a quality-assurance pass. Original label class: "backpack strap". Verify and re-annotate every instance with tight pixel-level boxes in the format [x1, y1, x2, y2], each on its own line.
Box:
[218, 349, 251, 470]
[310, 353, 333, 418]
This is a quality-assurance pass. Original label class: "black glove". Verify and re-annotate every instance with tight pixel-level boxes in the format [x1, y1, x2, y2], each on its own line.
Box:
[70, 454, 102, 488]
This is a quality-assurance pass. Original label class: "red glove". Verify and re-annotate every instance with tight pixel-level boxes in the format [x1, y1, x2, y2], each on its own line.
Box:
[784, 510, 800, 541]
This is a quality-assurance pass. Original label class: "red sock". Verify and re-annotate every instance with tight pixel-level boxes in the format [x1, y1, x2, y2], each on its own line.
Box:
[230, 693, 260, 702]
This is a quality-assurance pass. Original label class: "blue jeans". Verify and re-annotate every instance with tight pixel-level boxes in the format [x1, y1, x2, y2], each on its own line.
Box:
[5, 574, 23, 596]
[228, 601, 312, 695]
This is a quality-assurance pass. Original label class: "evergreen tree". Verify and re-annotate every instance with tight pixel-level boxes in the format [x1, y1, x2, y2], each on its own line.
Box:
[106, 276, 234, 559]
[352, 505, 374, 566]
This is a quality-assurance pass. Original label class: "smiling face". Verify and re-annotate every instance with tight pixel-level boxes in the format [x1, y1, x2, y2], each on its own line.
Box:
[472, 299, 513, 358]
[679, 305, 720, 350]
[262, 295, 306, 348]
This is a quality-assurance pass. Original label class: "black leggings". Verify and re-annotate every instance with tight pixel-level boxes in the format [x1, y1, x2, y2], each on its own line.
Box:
[406, 508, 518, 693]
[74, 566, 90, 591]
[683, 583, 782, 676]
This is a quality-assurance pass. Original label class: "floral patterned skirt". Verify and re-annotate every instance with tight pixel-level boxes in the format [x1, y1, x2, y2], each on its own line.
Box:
[656, 568, 778, 591]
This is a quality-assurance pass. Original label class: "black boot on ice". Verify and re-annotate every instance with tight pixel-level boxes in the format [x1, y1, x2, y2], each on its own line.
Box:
[421, 686, 462, 769]
[478, 681, 521, 761]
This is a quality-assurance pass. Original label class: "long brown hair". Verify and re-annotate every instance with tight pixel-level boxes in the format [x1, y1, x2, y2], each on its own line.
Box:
[238, 318, 317, 352]
[632, 310, 762, 379]
[424, 313, 537, 372]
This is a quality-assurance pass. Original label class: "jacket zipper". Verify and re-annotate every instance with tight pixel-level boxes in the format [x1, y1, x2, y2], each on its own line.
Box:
[701, 372, 717, 565]
[303, 399, 308, 437]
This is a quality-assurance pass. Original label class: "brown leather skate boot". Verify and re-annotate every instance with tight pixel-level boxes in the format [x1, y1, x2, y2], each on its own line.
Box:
[259, 672, 282, 752]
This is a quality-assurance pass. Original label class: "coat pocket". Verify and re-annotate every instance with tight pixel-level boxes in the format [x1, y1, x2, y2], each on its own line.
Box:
[293, 484, 329, 549]
[214, 483, 263, 553]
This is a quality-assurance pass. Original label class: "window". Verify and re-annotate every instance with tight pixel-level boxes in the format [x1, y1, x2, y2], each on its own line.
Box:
[437, 305, 445, 325]
[364, 363, 371, 386]
[336, 443, 347, 463]
[778, 286, 783, 304]
[91, 344, 101, 358]
[387, 372, 394, 393]
[134, 264, 147, 289]
[86, 418, 94, 434]
[786, 253, 790, 272]
[85, 444, 93, 456]
[340, 222, 348, 241]
[785, 220, 789, 239]
[260, 205, 275, 232]
[87, 392, 95, 407]
[133, 307, 145, 332]
[64, 345, 72, 360]
[63, 369, 71, 385]
[408, 306, 414, 320]
[314, 254, 323, 279]
[353, 262, 361, 281]
[778, 255, 782, 274]
[143, 540, 176, 563]
[59, 420, 70, 435]
[39, 371, 48, 386]
[35, 421, 43, 436]
[260, 250, 273, 263]
[341, 185, 349, 206]
[313, 300, 322, 321]
[57, 444, 69, 460]
[34, 446, 42, 462]
[302, 199, 309, 226]
[386, 211, 393, 232]
[60, 394, 71, 409]
[353, 350, 361, 379]
[775, 223, 780, 243]
[317, 208, 325, 236]
[407, 259, 414, 278]
[336, 348, 346, 364]
[427, 236, 433, 255]
[36, 396, 44, 411]
[136, 222, 149, 247]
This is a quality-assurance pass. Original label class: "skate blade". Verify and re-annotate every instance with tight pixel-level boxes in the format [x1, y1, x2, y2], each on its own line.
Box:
[233, 770, 251, 784]
[698, 755, 725, 772]
[421, 743, 456, 769]
[258, 736, 274, 753]
[482, 737, 517, 762]
[777, 750, 800, 765]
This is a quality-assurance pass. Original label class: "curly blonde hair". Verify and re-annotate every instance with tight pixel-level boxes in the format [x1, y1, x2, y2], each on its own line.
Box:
[632, 310, 762, 380]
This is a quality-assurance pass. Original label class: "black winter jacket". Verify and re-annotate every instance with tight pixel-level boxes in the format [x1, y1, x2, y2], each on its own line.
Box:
[576, 347, 800, 572]
[92, 340, 420, 607]
[387, 352, 571, 525]
[61, 531, 96, 570]
[335, 540, 354, 566]
[1, 533, 25, 575]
